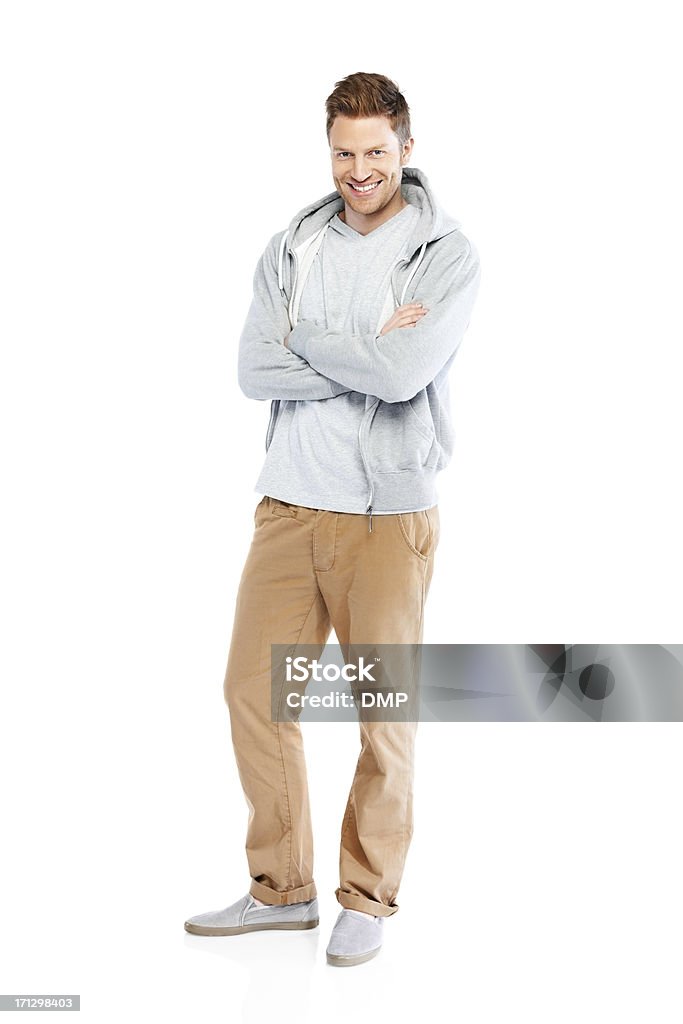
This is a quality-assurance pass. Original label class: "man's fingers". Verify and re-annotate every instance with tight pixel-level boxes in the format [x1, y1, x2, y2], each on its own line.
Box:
[396, 310, 428, 326]
[379, 305, 429, 335]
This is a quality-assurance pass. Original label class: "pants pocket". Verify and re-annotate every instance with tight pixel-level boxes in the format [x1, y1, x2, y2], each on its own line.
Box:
[396, 507, 439, 561]
[254, 496, 268, 526]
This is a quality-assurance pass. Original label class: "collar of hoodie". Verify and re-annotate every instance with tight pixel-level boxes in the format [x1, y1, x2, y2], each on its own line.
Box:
[276, 165, 462, 291]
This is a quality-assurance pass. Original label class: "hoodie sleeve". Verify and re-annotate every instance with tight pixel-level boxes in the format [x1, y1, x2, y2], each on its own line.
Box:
[238, 230, 351, 401]
[286, 236, 481, 403]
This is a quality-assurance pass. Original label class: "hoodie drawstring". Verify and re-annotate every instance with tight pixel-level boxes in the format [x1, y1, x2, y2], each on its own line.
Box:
[399, 240, 428, 304]
[278, 207, 433, 534]
[277, 230, 288, 292]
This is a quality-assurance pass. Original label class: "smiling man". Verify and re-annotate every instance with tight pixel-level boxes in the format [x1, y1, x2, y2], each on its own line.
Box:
[184, 72, 481, 967]
[330, 120, 413, 230]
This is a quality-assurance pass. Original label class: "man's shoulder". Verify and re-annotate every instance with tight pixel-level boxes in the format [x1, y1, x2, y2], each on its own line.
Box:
[254, 228, 290, 273]
[426, 226, 480, 273]
[432, 224, 477, 255]
[264, 227, 289, 254]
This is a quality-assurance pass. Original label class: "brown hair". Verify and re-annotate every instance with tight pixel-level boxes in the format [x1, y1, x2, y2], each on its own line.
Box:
[325, 72, 412, 151]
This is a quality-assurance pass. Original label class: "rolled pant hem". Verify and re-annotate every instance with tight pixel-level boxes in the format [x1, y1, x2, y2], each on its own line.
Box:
[335, 888, 399, 918]
[249, 879, 317, 905]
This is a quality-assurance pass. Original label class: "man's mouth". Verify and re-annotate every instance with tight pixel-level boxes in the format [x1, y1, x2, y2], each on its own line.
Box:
[347, 180, 381, 194]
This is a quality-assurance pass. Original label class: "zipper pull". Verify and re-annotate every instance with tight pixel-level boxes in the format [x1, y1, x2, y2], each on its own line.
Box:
[367, 504, 373, 534]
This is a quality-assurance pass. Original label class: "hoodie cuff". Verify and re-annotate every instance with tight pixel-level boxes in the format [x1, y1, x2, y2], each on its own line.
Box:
[286, 320, 321, 360]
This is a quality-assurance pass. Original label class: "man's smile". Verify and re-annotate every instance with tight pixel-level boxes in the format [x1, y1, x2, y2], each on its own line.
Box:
[347, 180, 382, 194]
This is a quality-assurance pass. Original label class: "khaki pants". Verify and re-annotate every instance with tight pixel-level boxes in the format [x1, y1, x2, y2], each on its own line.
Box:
[223, 495, 440, 918]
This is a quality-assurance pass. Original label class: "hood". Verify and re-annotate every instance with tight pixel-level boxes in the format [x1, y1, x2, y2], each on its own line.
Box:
[285, 165, 462, 258]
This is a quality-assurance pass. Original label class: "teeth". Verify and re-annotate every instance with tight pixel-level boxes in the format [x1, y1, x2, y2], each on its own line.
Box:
[350, 181, 379, 192]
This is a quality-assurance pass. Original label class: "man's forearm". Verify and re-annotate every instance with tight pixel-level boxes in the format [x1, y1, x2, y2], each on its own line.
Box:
[238, 232, 352, 401]
[239, 333, 351, 401]
[286, 241, 481, 403]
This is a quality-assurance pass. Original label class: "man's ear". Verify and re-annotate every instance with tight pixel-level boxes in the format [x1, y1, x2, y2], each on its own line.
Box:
[401, 137, 414, 164]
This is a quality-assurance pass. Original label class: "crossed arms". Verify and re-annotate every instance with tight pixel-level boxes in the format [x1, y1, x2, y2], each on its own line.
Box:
[238, 229, 481, 404]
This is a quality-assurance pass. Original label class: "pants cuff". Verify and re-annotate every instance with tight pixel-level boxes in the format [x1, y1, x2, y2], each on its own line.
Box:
[335, 887, 399, 917]
[249, 879, 317, 905]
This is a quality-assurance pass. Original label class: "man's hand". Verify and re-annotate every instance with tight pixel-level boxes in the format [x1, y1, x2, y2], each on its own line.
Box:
[379, 303, 429, 336]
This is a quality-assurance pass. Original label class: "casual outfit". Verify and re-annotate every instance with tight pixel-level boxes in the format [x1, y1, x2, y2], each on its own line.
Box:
[238, 165, 481, 528]
[191, 165, 480, 936]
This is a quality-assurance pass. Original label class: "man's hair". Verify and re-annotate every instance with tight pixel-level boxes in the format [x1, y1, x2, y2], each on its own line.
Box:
[325, 72, 412, 151]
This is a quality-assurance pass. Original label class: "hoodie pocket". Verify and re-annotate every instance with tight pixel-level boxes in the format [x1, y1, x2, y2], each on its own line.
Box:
[406, 392, 436, 441]
[369, 399, 438, 474]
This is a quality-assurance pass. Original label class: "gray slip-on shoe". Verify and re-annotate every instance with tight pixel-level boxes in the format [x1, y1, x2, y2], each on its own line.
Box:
[184, 893, 319, 935]
[326, 909, 384, 966]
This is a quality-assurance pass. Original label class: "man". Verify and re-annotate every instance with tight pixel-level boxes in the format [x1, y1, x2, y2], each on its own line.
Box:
[185, 72, 481, 966]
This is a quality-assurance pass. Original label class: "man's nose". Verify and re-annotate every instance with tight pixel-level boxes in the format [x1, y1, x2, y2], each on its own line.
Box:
[352, 163, 371, 181]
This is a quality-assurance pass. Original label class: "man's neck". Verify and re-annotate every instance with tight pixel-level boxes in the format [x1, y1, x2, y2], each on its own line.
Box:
[339, 192, 408, 236]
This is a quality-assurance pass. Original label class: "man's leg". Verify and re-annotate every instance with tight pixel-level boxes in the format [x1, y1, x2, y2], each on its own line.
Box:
[223, 497, 332, 906]
[313, 506, 440, 918]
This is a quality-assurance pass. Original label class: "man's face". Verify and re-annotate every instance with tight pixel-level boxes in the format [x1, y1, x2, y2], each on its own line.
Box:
[329, 115, 413, 217]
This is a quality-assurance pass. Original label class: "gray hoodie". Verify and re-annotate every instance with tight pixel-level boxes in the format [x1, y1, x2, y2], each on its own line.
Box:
[237, 166, 482, 531]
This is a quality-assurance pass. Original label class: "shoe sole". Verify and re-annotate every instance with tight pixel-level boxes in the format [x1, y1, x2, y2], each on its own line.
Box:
[326, 946, 381, 967]
[185, 918, 319, 936]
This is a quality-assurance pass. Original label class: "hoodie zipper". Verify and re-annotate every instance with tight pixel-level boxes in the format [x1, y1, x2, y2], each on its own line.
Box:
[283, 241, 416, 533]
[265, 399, 278, 451]
[286, 247, 300, 326]
[287, 230, 384, 532]
[358, 256, 411, 532]
[358, 403, 378, 532]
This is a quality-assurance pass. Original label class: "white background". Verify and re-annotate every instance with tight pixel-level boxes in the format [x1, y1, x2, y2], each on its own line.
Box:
[1, 1, 681, 1021]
